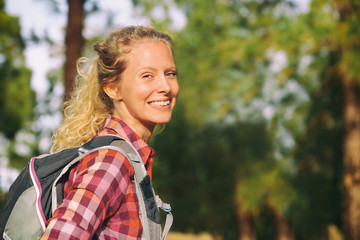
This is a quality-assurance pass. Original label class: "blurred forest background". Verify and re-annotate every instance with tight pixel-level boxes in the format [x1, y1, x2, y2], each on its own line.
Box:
[1, 0, 360, 239]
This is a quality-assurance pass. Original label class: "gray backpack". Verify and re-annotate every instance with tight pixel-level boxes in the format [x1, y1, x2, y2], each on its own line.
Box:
[0, 135, 173, 240]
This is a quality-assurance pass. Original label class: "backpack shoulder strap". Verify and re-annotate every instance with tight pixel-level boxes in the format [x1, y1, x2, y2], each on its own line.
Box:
[106, 135, 173, 240]
[52, 135, 131, 213]
[72, 134, 173, 239]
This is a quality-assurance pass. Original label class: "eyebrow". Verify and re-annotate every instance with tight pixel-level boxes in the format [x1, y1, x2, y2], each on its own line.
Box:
[138, 66, 177, 72]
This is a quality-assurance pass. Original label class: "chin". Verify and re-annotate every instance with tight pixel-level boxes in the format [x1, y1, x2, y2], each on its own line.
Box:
[152, 116, 173, 125]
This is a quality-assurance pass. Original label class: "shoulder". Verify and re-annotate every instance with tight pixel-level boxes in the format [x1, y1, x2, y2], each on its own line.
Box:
[76, 148, 132, 175]
[66, 147, 135, 211]
[72, 148, 134, 193]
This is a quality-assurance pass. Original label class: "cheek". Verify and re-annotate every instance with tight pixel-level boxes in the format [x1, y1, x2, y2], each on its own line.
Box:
[171, 81, 180, 97]
[137, 84, 154, 98]
[126, 82, 151, 99]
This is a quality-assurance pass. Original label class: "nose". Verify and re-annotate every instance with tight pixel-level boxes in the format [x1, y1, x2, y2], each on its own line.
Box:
[158, 75, 171, 93]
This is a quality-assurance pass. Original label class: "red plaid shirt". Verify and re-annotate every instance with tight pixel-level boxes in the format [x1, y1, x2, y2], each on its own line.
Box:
[40, 116, 155, 239]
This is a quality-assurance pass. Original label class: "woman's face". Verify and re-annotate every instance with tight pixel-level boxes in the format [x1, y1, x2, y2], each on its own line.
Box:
[109, 40, 179, 133]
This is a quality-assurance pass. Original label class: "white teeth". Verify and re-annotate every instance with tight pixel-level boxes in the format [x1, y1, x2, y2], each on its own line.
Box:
[149, 100, 170, 106]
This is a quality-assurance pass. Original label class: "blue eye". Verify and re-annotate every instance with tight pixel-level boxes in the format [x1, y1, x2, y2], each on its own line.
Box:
[142, 74, 153, 79]
[167, 71, 177, 77]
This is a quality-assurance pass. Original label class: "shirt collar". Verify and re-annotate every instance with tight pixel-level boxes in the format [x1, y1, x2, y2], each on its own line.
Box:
[101, 116, 155, 178]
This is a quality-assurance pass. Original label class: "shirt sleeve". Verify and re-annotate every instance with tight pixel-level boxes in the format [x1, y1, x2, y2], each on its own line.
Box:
[40, 149, 132, 240]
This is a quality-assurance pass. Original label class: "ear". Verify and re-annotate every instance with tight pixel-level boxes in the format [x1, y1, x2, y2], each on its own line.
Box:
[103, 82, 122, 101]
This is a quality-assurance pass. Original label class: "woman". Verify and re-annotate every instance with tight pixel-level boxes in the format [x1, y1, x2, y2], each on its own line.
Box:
[41, 26, 179, 239]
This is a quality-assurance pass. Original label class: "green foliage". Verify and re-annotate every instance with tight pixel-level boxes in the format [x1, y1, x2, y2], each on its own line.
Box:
[0, 190, 8, 211]
[282, 0, 360, 239]
[0, 0, 37, 212]
[288, 73, 343, 240]
[151, 103, 273, 236]
[2, 0, 358, 238]
[144, 0, 359, 238]
[0, 0, 35, 140]
[144, 0, 304, 238]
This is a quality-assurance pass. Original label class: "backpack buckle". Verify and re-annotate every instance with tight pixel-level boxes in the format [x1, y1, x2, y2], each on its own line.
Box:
[155, 195, 172, 213]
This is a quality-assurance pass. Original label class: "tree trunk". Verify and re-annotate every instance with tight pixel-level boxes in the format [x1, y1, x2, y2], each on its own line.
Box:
[64, 0, 85, 103]
[236, 209, 256, 240]
[273, 209, 294, 240]
[342, 78, 360, 240]
[330, 1, 360, 238]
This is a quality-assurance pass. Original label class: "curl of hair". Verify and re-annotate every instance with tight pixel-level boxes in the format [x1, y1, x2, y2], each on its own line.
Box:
[51, 26, 174, 153]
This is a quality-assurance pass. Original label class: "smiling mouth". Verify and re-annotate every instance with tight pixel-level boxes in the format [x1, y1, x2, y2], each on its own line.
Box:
[149, 100, 171, 107]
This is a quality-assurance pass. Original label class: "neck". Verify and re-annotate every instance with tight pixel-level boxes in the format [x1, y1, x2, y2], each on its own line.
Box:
[120, 117, 154, 143]
[112, 107, 155, 142]
[134, 124, 153, 143]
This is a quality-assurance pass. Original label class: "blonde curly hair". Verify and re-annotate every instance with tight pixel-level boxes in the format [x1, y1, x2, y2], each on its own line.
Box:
[51, 26, 174, 153]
